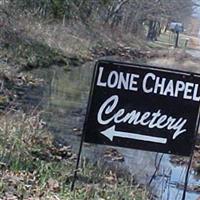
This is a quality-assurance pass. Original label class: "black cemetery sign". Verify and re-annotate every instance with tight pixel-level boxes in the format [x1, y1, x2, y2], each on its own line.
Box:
[83, 60, 200, 156]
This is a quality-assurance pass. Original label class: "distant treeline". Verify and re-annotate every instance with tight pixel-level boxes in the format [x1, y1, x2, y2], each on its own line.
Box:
[1, 0, 195, 40]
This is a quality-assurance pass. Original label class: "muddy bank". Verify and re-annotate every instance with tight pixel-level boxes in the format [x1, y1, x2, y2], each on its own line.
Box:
[0, 70, 44, 112]
[3, 23, 197, 72]
[0, 28, 89, 72]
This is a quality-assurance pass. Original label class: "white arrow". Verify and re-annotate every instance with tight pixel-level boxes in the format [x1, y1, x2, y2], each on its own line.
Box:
[100, 125, 167, 144]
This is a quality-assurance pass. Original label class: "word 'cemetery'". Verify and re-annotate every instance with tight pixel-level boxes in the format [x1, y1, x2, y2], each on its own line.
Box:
[97, 95, 186, 142]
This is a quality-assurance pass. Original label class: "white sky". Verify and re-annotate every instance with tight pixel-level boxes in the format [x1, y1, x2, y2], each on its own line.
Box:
[193, 0, 200, 18]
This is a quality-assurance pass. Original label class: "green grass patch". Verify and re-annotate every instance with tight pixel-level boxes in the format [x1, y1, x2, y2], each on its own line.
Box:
[148, 31, 188, 49]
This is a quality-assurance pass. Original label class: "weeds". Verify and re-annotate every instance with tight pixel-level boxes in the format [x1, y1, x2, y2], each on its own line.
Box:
[0, 111, 149, 199]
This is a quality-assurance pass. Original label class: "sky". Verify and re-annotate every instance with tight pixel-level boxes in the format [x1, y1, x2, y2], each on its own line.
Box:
[193, 0, 200, 18]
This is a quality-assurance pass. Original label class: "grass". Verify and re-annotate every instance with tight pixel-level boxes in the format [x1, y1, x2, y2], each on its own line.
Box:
[147, 31, 189, 49]
[0, 111, 149, 200]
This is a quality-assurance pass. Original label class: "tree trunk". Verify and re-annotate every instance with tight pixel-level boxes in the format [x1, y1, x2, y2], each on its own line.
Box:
[147, 20, 160, 41]
[147, 20, 154, 40]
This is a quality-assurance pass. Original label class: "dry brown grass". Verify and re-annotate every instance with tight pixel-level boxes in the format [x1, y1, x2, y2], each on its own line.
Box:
[8, 13, 146, 60]
[0, 111, 150, 200]
[147, 49, 200, 73]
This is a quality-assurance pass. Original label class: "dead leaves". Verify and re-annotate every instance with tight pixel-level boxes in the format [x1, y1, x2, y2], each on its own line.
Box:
[103, 148, 124, 162]
[47, 178, 60, 193]
[104, 171, 117, 185]
[171, 144, 200, 175]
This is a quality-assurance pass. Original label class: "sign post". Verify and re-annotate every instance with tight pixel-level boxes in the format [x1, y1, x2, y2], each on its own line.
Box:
[169, 22, 184, 48]
[71, 60, 200, 198]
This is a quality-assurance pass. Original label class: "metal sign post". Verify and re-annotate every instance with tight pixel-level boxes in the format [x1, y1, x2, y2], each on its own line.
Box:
[71, 61, 98, 191]
[70, 131, 85, 191]
[181, 106, 200, 200]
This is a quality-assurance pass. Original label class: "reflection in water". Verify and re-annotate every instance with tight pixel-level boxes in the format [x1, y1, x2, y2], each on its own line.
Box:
[32, 63, 92, 139]
[31, 62, 200, 200]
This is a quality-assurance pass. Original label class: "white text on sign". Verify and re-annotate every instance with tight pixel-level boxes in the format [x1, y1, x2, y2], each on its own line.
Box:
[97, 67, 200, 101]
